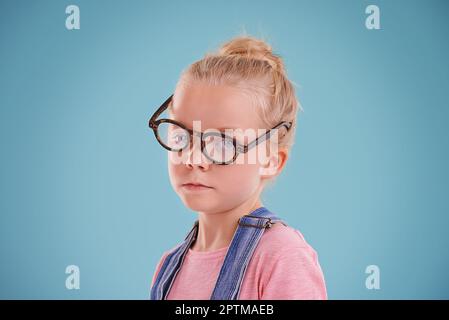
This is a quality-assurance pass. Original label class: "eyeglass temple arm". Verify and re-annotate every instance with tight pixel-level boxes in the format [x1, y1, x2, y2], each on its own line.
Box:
[244, 121, 293, 152]
[149, 94, 174, 128]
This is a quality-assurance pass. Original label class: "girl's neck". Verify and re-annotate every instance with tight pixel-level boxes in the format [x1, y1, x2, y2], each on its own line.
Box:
[190, 197, 263, 252]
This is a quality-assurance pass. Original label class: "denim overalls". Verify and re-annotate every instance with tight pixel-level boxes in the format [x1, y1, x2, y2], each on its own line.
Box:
[150, 206, 287, 300]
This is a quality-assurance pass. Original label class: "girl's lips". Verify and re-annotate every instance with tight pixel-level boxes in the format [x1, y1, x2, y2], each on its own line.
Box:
[181, 183, 213, 191]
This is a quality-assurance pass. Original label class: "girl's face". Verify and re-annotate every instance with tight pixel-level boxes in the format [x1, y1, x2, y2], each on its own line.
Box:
[167, 83, 281, 214]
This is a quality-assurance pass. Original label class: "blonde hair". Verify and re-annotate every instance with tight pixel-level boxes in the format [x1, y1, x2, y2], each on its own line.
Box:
[175, 35, 302, 151]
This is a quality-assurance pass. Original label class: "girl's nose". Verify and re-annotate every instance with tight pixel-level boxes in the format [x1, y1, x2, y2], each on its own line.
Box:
[184, 140, 211, 171]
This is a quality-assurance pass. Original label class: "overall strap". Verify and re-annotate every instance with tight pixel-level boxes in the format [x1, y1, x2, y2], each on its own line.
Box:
[210, 206, 286, 300]
[149, 220, 199, 300]
[150, 206, 286, 300]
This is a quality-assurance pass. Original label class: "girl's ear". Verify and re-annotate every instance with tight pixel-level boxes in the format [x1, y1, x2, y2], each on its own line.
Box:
[258, 148, 288, 177]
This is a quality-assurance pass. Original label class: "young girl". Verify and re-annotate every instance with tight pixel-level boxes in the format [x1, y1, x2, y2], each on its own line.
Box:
[148, 35, 327, 300]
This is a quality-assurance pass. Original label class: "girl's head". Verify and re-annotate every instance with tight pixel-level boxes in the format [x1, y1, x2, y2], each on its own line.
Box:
[166, 35, 302, 214]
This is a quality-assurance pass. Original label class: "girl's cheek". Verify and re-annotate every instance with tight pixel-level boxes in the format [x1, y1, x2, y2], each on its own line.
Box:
[226, 168, 262, 200]
[220, 162, 261, 188]
[168, 150, 185, 165]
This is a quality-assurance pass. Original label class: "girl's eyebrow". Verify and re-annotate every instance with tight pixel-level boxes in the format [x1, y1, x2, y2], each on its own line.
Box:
[216, 126, 240, 131]
[172, 119, 240, 132]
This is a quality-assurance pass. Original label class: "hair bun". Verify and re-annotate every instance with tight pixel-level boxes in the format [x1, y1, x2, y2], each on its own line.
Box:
[218, 36, 285, 75]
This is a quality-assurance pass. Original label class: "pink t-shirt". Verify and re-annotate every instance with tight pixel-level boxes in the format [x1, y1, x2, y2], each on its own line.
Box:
[151, 223, 327, 300]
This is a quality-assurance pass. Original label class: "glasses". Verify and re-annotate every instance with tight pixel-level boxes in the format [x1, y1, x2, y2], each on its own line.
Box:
[148, 94, 293, 165]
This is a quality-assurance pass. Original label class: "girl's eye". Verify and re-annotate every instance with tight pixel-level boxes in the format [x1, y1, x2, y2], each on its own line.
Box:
[170, 132, 188, 146]
[224, 140, 234, 148]
[176, 135, 186, 143]
[214, 139, 233, 150]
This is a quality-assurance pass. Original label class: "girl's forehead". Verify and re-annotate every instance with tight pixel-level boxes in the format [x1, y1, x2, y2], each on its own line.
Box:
[170, 84, 263, 130]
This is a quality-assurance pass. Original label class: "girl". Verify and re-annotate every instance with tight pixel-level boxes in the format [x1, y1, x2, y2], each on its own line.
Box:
[148, 35, 327, 300]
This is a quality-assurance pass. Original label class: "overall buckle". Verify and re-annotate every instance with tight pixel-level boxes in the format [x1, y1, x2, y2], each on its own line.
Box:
[238, 215, 273, 229]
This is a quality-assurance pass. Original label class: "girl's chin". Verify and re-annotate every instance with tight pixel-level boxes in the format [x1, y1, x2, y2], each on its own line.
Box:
[180, 197, 219, 212]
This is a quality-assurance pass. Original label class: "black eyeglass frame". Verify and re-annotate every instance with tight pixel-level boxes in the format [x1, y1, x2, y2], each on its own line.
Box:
[148, 94, 293, 165]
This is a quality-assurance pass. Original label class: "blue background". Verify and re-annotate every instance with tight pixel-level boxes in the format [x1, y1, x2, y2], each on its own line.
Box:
[1, 0, 448, 299]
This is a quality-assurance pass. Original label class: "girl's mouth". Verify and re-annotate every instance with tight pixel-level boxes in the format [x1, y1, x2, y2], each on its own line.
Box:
[181, 183, 214, 191]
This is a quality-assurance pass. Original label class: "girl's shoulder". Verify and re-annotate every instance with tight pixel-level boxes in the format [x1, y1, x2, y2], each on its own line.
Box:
[255, 222, 317, 256]
[151, 242, 184, 287]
